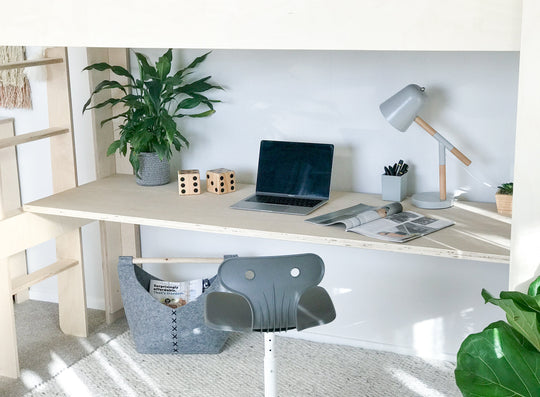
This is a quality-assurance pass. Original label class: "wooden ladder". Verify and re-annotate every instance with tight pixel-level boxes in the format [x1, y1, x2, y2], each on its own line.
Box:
[0, 47, 88, 378]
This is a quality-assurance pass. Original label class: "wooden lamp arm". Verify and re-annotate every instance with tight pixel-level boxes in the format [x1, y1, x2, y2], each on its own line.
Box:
[414, 116, 472, 166]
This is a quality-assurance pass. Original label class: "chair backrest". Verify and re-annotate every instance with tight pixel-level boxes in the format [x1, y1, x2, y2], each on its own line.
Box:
[205, 253, 336, 332]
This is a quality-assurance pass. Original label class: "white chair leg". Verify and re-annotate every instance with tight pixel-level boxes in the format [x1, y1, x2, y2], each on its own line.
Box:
[264, 332, 277, 397]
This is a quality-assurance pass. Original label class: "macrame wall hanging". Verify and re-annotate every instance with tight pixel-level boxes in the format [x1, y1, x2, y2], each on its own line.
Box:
[0, 46, 32, 109]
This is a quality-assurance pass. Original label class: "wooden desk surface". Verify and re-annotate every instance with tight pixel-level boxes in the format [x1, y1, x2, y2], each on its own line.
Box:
[23, 174, 511, 263]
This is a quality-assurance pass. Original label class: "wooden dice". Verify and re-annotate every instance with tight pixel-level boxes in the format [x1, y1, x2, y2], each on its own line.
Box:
[178, 169, 201, 195]
[206, 168, 236, 194]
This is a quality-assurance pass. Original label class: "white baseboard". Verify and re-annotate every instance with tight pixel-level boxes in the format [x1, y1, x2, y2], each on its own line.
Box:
[281, 329, 457, 362]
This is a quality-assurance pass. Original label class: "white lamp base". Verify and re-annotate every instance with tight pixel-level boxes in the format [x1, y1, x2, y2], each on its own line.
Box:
[411, 192, 454, 209]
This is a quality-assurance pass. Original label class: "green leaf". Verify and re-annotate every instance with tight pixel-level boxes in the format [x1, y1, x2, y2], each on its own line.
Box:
[160, 112, 178, 145]
[82, 80, 128, 113]
[83, 62, 135, 81]
[456, 321, 540, 397]
[110, 65, 134, 80]
[483, 289, 540, 352]
[129, 150, 140, 177]
[187, 109, 215, 118]
[84, 97, 123, 111]
[528, 276, 540, 297]
[175, 76, 223, 94]
[183, 51, 211, 71]
[99, 111, 129, 127]
[176, 97, 203, 110]
[135, 52, 157, 79]
[499, 291, 540, 313]
[143, 80, 162, 111]
[106, 140, 122, 156]
[156, 49, 172, 80]
[83, 62, 112, 72]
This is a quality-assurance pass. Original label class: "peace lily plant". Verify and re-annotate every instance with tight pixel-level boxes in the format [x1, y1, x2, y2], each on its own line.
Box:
[83, 49, 222, 185]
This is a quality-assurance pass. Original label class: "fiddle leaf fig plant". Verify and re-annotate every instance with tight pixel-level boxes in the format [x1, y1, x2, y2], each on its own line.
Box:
[83, 49, 222, 175]
[455, 276, 540, 397]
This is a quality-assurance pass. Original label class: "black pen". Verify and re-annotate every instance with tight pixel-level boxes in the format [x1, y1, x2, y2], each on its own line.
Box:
[396, 160, 404, 176]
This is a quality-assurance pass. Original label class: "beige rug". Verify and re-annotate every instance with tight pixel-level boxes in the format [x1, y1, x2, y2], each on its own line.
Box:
[26, 331, 460, 397]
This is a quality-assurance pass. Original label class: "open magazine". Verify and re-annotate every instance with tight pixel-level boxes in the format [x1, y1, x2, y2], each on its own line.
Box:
[305, 202, 454, 243]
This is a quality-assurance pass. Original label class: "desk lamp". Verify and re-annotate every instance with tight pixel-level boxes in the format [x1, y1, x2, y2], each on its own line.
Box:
[379, 84, 471, 209]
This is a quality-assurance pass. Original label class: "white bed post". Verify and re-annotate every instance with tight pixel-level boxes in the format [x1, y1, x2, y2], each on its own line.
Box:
[264, 332, 277, 397]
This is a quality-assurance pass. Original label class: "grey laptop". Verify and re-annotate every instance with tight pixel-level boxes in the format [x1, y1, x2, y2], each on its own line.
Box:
[231, 140, 334, 215]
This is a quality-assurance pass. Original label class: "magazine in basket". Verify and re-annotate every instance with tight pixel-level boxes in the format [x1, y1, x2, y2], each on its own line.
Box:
[149, 278, 210, 308]
[305, 202, 453, 243]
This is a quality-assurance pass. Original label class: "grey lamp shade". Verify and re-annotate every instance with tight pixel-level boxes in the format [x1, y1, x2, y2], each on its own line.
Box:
[380, 84, 426, 132]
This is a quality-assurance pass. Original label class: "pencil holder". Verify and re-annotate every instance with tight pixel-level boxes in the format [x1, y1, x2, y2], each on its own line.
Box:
[381, 173, 409, 202]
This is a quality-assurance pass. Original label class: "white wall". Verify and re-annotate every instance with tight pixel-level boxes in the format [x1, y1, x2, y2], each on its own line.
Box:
[1, 48, 516, 360]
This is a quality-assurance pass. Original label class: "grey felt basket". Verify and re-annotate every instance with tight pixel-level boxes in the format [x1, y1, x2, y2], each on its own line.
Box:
[118, 256, 230, 354]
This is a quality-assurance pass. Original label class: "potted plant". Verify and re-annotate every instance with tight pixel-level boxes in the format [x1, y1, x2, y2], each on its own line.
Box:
[495, 182, 513, 216]
[83, 49, 222, 186]
[455, 276, 540, 396]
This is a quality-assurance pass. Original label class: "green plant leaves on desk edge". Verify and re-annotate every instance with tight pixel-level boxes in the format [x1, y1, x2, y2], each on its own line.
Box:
[455, 321, 540, 397]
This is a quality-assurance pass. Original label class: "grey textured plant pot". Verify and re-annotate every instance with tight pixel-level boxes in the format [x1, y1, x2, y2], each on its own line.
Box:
[136, 152, 170, 186]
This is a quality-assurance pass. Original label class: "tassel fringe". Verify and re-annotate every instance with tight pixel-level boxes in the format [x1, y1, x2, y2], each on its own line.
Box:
[0, 46, 33, 109]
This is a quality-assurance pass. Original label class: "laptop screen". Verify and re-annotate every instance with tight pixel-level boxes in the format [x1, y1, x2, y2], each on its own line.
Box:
[256, 140, 334, 199]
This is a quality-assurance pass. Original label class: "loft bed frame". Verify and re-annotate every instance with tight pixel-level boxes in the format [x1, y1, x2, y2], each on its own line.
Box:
[0, 0, 538, 379]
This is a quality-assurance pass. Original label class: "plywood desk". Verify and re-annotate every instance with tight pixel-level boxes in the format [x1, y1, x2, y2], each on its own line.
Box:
[24, 174, 511, 264]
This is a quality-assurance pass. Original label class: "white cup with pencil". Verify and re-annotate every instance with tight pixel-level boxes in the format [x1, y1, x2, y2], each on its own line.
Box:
[381, 159, 409, 202]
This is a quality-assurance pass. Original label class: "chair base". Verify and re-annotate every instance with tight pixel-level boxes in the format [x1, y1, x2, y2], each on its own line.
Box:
[264, 332, 277, 397]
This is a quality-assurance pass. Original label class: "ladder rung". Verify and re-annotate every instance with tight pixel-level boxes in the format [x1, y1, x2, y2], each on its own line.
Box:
[0, 127, 69, 149]
[0, 57, 64, 71]
[11, 259, 79, 295]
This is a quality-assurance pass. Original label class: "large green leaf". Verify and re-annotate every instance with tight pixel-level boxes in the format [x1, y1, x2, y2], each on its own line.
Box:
[160, 112, 179, 146]
[156, 49, 172, 80]
[99, 111, 129, 128]
[84, 97, 123, 111]
[455, 321, 540, 397]
[176, 97, 203, 110]
[499, 291, 540, 313]
[183, 51, 211, 72]
[82, 80, 128, 113]
[135, 52, 157, 79]
[529, 277, 540, 297]
[143, 80, 162, 111]
[483, 289, 540, 352]
[187, 109, 215, 118]
[106, 140, 122, 156]
[175, 76, 223, 94]
[83, 63, 134, 81]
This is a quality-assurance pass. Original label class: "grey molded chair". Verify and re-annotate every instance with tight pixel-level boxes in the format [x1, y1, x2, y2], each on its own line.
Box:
[204, 253, 336, 397]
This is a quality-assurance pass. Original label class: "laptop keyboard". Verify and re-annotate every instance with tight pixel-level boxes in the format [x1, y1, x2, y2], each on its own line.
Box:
[247, 195, 322, 207]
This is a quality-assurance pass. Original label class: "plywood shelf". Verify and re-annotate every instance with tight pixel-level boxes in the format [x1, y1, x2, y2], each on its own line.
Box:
[23, 174, 511, 264]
